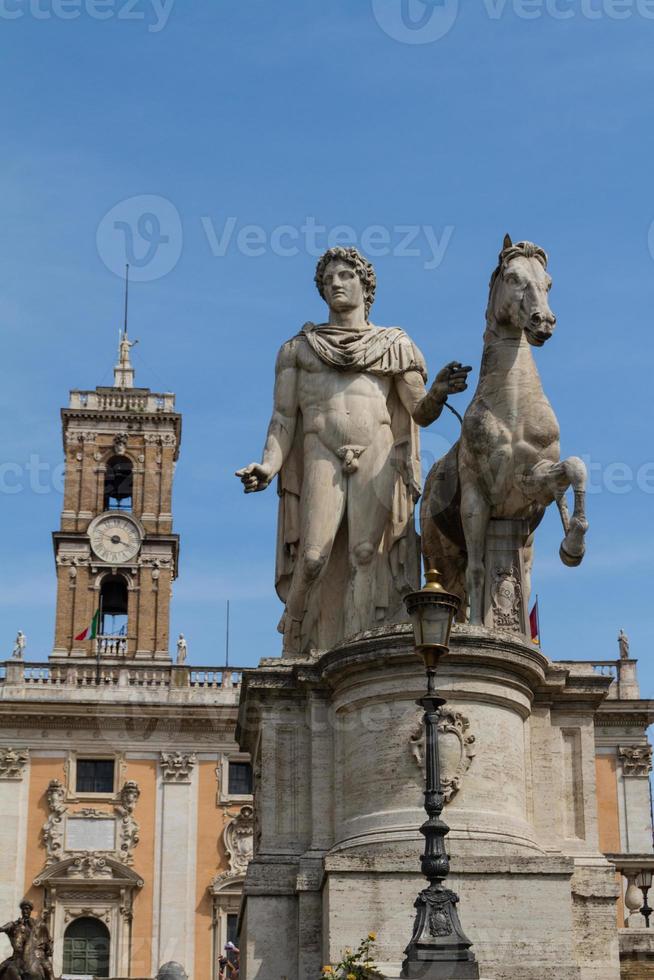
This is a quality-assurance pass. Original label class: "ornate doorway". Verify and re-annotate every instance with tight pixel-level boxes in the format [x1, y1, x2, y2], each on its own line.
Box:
[62, 917, 110, 977]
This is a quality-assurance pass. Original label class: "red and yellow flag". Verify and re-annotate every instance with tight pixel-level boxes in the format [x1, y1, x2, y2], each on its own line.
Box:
[529, 599, 540, 646]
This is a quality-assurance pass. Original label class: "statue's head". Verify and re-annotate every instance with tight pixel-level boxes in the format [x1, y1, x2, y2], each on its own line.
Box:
[120, 780, 140, 810]
[47, 778, 64, 806]
[487, 234, 556, 346]
[19, 900, 34, 920]
[315, 247, 376, 320]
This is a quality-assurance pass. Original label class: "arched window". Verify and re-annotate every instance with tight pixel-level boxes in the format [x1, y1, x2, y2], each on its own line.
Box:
[100, 574, 128, 644]
[63, 917, 110, 978]
[104, 456, 133, 511]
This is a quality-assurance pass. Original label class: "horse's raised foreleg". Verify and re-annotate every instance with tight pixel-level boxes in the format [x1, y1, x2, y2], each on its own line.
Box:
[558, 457, 588, 566]
[460, 482, 490, 625]
[524, 456, 588, 567]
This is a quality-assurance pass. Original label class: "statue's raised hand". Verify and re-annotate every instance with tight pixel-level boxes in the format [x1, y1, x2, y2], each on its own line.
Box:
[236, 463, 274, 494]
[434, 361, 472, 398]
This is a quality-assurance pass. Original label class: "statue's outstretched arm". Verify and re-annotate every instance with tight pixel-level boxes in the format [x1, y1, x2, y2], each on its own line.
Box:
[397, 362, 472, 428]
[261, 341, 299, 476]
[236, 340, 299, 494]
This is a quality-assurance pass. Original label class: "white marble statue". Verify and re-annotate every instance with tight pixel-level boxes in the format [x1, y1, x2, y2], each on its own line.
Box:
[421, 236, 588, 624]
[11, 631, 26, 660]
[237, 246, 470, 656]
[618, 629, 630, 660]
[176, 633, 187, 665]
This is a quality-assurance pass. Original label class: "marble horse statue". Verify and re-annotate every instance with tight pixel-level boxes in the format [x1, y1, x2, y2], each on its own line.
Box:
[421, 235, 588, 624]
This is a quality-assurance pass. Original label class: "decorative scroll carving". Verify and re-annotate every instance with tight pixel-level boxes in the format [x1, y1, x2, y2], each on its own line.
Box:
[114, 780, 140, 865]
[160, 751, 197, 783]
[64, 906, 111, 925]
[410, 709, 476, 804]
[0, 747, 29, 780]
[65, 431, 97, 445]
[43, 779, 68, 864]
[67, 855, 113, 879]
[224, 805, 254, 875]
[489, 565, 522, 631]
[619, 745, 653, 777]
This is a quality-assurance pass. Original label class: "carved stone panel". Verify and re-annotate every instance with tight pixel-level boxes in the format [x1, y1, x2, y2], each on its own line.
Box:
[224, 805, 254, 875]
[619, 745, 653, 777]
[66, 816, 117, 853]
[0, 747, 29, 779]
[410, 708, 476, 804]
[160, 751, 197, 783]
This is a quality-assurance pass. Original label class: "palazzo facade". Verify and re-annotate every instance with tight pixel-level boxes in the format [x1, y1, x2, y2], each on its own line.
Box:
[0, 340, 251, 980]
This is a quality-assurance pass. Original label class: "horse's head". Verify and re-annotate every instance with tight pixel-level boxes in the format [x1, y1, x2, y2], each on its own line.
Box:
[487, 234, 556, 346]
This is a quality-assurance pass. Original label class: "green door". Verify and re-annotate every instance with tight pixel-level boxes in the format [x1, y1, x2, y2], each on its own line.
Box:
[62, 917, 110, 977]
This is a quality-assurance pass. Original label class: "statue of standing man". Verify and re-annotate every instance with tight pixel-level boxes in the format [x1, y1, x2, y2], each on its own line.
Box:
[237, 247, 470, 657]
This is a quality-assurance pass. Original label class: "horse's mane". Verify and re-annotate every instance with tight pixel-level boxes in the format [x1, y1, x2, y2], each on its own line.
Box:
[488, 240, 548, 292]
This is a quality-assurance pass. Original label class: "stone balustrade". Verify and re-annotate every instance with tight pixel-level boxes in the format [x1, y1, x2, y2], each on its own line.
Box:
[69, 389, 175, 413]
[0, 659, 243, 704]
[558, 658, 641, 700]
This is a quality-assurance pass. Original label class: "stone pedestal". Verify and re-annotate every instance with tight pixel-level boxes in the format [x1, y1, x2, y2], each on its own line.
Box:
[482, 519, 531, 637]
[236, 625, 621, 980]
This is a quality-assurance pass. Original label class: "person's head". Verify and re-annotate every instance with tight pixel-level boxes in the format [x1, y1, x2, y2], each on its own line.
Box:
[19, 900, 33, 921]
[315, 247, 376, 320]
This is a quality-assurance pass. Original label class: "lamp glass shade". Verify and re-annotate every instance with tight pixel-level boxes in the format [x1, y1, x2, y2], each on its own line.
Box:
[409, 602, 454, 651]
[636, 870, 654, 890]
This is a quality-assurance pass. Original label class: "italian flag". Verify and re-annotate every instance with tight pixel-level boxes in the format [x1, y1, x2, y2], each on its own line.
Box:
[75, 609, 100, 642]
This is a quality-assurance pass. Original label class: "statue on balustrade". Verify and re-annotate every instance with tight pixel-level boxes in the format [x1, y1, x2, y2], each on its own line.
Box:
[0, 900, 55, 980]
[237, 246, 471, 656]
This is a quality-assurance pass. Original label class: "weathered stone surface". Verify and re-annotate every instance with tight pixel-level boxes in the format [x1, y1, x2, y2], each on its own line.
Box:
[237, 246, 471, 657]
[421, 236, 588, 628]
[237, 625, 623, 979]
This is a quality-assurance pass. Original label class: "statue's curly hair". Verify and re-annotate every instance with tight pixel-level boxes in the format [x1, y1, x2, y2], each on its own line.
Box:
[315, 247, 377, 319]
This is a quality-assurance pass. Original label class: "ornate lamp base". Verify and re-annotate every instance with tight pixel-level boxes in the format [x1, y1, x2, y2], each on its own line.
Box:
[401, 882, 480, 979]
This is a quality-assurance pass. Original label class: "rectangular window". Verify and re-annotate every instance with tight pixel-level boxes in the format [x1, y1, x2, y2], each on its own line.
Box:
[226, 914, 239, 946]
[76, 759, 115, 795]
[228, 761, 252, 796]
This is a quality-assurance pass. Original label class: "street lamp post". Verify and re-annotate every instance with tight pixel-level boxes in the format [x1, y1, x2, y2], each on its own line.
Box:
[402, 570, 480, 980]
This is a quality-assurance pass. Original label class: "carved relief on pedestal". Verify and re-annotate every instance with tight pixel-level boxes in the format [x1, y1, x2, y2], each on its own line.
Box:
[619, 745, 653, 777]
[0, 747, 29, 779]
[410, 708, 476, 804]
[489, 565, 523, 632]
[160, 751, 197, 783]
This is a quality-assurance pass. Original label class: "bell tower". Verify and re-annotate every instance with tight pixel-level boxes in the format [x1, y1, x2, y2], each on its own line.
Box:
[52, 332, 181, 661]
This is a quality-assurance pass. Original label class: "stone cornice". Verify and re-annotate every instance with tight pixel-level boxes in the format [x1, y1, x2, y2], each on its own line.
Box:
[0, 702, 238, 738]
[595, 701, 654, 727]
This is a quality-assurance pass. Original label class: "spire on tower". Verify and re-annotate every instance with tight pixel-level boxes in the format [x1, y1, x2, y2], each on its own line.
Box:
[113, 265, 138, 388]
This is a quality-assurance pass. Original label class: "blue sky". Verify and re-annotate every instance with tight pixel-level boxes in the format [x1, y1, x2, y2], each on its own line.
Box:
[1, 0, 653, 685]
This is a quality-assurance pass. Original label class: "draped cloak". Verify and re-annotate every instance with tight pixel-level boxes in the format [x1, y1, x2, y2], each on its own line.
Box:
[275, 321, 427, 653]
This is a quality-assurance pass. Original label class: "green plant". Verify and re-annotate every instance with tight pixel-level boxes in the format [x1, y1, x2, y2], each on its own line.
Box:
[320, 934, 384, 979]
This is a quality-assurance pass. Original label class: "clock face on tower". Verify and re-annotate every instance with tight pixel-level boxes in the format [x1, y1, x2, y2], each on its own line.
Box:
[89, 514, 142, 565]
